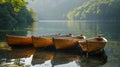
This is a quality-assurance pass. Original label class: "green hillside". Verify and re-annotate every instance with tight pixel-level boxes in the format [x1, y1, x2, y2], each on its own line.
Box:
[67, 0, 120, 20]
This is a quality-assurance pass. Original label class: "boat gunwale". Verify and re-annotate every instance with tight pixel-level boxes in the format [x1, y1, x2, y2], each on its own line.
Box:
[5, 35, 32, 46]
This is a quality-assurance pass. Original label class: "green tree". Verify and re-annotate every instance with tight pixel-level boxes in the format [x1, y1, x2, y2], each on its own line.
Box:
[0, 0, 28, 12]
[0, 3, 34, 30]
[67, 0, 119, 20]
[0, 3, 34, 41]
[28, 8, 37, 20]
[0, 3, 17, 30]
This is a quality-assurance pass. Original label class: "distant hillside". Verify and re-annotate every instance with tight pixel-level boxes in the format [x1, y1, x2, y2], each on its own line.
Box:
[27, 0, 88, 20]
[67, 0, 120, 20]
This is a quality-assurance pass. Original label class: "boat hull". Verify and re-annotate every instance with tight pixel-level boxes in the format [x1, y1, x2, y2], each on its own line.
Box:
[54, 38, 79, 49]
[32, 36, 54, 48]
[79, 37, 107, 53]
[80, 41, 106, 53]
[6, 35, 32, 46]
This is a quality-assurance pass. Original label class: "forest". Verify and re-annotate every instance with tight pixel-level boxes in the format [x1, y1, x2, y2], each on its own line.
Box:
[0, 0, 34, 41]
[0, 0, 34, 30]
[67, 0, 120, 20]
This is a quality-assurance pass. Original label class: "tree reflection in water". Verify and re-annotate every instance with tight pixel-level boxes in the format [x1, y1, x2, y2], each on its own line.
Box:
[0, 47, 35, 67]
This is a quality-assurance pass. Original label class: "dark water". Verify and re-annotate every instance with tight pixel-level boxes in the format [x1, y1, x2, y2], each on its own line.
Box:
[0, 21, 120, 67]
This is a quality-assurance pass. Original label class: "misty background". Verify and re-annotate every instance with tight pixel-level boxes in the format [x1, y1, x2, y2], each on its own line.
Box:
[27, 0, 87, 20]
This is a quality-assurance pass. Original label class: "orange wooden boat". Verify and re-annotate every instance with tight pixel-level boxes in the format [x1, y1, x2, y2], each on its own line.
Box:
[6, 35, 32, 46]
[32, 36, 54, 48]
[79, 36, 108, 53]
[53, 34, 86, 50]
[53, 37, 79, 49]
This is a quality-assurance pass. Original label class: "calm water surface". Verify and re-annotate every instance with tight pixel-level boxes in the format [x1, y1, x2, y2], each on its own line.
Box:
[0, 21, 120, 67]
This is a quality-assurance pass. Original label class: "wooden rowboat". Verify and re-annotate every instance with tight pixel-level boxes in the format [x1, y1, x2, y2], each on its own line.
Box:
[6, 35, 32, 46]
[53, 34, 86, 50]
[79, 36, 107, 53]
[32, 36, 54, 48]
[32, 34, 85, 49]
[53, 37, 79, 49]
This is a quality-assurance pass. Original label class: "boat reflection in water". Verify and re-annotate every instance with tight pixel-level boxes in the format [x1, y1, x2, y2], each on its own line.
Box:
[51, 52, 81, 67]
[52, 50, 107, 67]
[0, 47, 35, 67]
[31, 49, 107, 67]
[77, 51, 107, 67]
[32, 50, 54, 67]
[0, 46, 107, 67]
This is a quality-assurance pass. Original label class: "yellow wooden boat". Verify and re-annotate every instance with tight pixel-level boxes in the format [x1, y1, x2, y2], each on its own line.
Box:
[79, 36, 107, 53]
[6, 35, 32, 46]
[53, 37, 79, 49]
[32, 36, 54, 48]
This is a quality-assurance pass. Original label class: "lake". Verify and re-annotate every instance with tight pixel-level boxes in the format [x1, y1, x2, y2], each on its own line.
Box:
[0, 20, 120, 67]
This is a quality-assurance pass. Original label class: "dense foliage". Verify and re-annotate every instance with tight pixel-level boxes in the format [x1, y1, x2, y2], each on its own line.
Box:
[67, 0, 120, 20]
[0, 0, 28, 12]
[0, 3, 34, 30]
[0, 2, 34, 41]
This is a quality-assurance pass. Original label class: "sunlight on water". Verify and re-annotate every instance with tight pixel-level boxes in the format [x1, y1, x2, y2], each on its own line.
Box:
[32, 60, 52, 67]
[24, 55, 33, 65]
